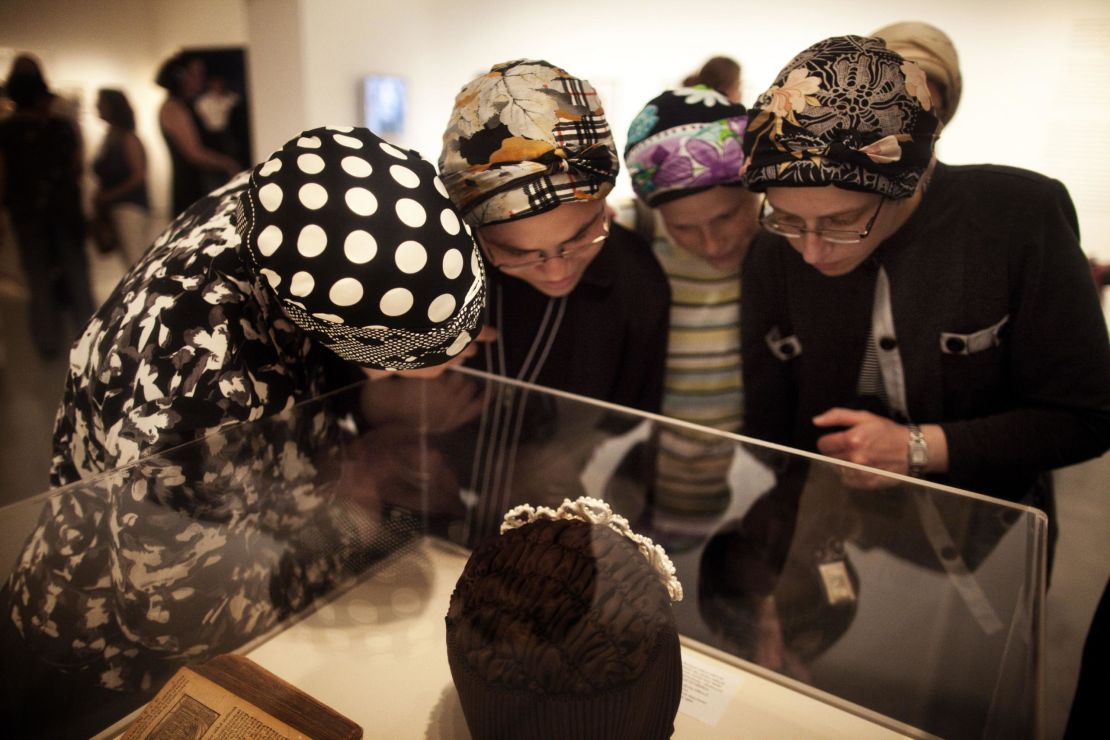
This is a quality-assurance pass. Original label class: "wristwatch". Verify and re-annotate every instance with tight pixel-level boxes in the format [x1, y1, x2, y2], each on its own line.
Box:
[907, 423, 928, 477]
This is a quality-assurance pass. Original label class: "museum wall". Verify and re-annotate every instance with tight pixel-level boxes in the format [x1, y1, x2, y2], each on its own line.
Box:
[0, 0, 248, 221]
[2, 0, 1108, 257]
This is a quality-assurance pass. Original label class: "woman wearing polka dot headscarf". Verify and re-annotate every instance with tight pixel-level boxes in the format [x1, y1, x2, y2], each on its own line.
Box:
[1, 126, 489, 728]
[237, 127, 487, 372]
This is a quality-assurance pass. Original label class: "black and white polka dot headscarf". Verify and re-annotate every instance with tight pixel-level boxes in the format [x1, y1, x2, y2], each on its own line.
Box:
[237, 126, 486, 370]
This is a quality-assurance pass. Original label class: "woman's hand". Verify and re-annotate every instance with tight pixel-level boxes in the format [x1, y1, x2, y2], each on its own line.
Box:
[813, 408, 948, 489]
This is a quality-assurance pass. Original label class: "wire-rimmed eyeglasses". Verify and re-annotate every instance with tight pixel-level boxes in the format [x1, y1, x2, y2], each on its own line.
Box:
[759, 196, 886, 244]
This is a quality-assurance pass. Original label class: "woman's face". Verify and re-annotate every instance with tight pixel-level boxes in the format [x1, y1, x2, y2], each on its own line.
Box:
[657, 186, 760, 271]
[763, 186, 915, 277]
[477, 201, 609, 297]
[181, 59, 206, 98]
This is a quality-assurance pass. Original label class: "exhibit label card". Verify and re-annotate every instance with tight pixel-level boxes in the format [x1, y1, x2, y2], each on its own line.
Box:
[678, 649, 743, 726]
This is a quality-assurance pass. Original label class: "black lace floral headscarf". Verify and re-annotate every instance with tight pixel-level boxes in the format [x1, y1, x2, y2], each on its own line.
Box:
[742, 35, 940, 199]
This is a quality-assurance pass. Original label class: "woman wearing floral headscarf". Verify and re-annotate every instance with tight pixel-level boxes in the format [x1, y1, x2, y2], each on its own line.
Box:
[739, 36, 1110, 515]
[622, 86, 760, 522]
[439, 59, 668, 409]
[439, 60, 668, 540]
[872, 21, 962, 127]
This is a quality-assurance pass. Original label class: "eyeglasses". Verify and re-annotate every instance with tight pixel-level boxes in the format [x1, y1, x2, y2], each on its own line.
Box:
[484, 210, 609, 271]
[759, 196, 886, 244]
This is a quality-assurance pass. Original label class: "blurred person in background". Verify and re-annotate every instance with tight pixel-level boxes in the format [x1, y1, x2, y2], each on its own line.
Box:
[92, 88, 150, 265]
[195, 73, 248, 169]
[684, 55, 742, 104]
[0, 54, 93, 358]
[156, 52, 239, 216]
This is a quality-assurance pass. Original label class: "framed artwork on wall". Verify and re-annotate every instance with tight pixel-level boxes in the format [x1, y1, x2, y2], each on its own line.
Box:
[362, 74, 406, 138]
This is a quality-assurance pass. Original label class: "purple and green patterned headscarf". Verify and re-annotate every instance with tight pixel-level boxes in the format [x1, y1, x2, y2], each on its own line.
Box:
[439, 59, 619, 227]
[624, 86, 748, 207]
[741, 35, 940, 199]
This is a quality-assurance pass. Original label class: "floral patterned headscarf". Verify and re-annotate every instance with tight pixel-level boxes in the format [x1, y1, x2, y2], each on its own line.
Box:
[742, 35, 940, 199]
[624, 86, 748, 207]
[873, 21, 962, 125]
[439, 59, 619, 227]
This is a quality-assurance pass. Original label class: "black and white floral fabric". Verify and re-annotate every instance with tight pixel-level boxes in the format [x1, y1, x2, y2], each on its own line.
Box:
[5, 128, 482, 694]
[8, 176, 376, 692]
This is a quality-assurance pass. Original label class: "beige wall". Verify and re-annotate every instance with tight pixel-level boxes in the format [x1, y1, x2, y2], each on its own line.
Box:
[0, 0, 248, 221]
[245, 0, 308, 158]
[3, 0, 1109, 256]
[250, 0, 1110, 257]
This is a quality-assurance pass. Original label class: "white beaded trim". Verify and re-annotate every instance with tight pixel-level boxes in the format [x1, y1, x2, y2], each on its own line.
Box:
[500, 496, 683, 602]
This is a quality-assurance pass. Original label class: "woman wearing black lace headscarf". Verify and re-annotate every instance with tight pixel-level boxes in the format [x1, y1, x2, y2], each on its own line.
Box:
[740, 36, 1110, 516]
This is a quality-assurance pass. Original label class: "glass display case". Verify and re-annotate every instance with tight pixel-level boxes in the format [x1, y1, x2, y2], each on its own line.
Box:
[0, 369, 1046, 739]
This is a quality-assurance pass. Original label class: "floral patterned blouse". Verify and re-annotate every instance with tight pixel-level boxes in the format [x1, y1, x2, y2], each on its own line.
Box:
[6, 175, 390, 693]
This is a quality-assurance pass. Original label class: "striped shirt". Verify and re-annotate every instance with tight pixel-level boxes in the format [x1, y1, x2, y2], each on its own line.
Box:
[619, 204, 743, 515]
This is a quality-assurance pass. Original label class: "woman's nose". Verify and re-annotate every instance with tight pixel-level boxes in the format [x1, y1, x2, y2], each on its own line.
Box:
[538, 252, 572, 279]
[702, 229, 728, 256]
[798, 232, 829, 264]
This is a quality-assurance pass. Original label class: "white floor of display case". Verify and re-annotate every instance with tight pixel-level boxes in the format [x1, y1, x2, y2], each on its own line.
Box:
[240, 537, 924, 740]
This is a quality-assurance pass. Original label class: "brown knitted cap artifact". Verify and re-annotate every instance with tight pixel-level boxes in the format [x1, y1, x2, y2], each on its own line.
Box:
[445, 497, 683, 739]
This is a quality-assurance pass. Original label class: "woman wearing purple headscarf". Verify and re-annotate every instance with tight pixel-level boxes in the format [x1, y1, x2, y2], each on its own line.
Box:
[622, 86, 761, 521]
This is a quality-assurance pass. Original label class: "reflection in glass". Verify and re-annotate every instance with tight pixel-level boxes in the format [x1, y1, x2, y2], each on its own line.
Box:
[0, 369, 1044, 738]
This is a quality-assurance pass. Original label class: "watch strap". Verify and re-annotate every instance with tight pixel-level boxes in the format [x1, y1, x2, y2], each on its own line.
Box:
[907, 423, 928, 477]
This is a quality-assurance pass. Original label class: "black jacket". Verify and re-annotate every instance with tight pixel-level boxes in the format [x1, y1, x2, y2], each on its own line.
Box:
[470, 221, 669, 413]
[742, 163, 1110, 500]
